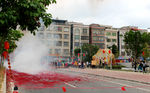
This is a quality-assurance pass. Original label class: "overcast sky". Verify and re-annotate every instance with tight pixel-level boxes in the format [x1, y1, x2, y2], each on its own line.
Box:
[47, 0, 150, 29]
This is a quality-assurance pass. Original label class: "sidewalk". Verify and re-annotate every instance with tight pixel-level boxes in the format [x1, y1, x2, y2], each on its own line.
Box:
[64, 68, 150, 84]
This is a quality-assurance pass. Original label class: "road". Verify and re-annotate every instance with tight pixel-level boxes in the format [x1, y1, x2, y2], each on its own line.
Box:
[19, 68, 150, 93]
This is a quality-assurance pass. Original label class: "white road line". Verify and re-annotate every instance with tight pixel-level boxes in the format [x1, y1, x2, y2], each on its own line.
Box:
[64, 82, 77, 88]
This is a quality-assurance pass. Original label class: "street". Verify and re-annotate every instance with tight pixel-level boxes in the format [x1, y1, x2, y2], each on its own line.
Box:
[19, 68, 150, 93]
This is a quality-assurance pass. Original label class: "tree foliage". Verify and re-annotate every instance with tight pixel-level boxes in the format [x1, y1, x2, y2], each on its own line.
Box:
[74, 44, 99, 62]
[0, 0, 56, 36]
[0, 30, 23, 67]
[142, 43, 150, 59]
[111, 44, 119, 58]
[0, 30, 24, 54]
[124, 30, 150, 59]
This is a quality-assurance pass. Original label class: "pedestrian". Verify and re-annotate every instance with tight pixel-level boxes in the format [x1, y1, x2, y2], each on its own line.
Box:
[99, 60, 102, 68]
[86, 61, 89, 68]
[134, 61, 137, 72]
[102, 60, 105, 68]
[78, 62, 81, 68]
[138, 62, 143, 72]
[143, 61, 146, 73]
[81, 61, 84, 68]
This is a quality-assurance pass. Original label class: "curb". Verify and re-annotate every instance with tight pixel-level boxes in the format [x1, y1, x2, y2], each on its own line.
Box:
[0, 69, 6, 93]
[64, 69, 150, 85]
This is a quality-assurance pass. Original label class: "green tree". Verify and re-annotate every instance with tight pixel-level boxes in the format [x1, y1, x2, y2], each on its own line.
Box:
[0, 0, 56, 67]
[0, 30, 24, 67]
[142, 43, 150, 60]
[0, 0, 56, 36]
[111, 44, 119, 58]
[74, 44, 99, 62]
[124, 30, 147, 60]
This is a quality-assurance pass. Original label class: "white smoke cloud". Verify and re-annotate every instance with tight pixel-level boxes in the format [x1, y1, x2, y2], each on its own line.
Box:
[9, 32, 50, 74]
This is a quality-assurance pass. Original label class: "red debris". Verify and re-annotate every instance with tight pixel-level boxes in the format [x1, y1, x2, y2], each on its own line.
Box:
[121, 86, 126, 91]
[62, 87, 66, 92]
[7, 70, 83, 89]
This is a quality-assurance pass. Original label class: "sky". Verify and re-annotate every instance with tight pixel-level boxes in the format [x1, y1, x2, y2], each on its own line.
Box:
[47, 0, 150, 30]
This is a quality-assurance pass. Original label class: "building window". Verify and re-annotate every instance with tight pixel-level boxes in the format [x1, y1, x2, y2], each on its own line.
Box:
[74, 42, 79, 46]
[100, 38, 104, 42]
[64, 49, 69, 55]
[55, 49, 61, 54]
[75, 28, 80, 34]
[46, 33, 52, 39]
[54, 26, 62, 32]
[107, 39, 111, 42]
[54, 34, 62, 39]
[64, 34, 69, 39]
[106, 32, 111, 36]
[56, 41, 62, 46]
[82, 28, 87, 34]
[121, 52, 125, 56]
[93, 36, 104, 41]
[127, 52, 130, 56]
[94, 43, 105, 49]
[64, 42, 69, 47]
[100, 31, 104, 35]
[38, 33, 44, 39]
[64, 27, 69, 32]
[81, 36, 89, 40]
[74, 35, 80, 40]
[49, 49, 52, 54]
[112, 33, 116, 36]
[121, 45, 125, 49]
[112, 39, 116, 42]
[47, 40, 52, 46]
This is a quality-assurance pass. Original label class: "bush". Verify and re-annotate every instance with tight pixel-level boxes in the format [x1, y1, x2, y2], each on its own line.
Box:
[106, 65, 125, 69]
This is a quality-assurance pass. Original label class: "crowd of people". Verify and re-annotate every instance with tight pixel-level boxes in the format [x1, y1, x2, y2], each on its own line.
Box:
[51, 61, 106, 69]
[51, 60, 149, 73]
[133, 61, 149, 73]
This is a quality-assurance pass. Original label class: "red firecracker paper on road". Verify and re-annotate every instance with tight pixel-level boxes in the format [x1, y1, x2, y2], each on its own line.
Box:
[62, 87, 66, 92]
[13, 91, 18, 93]
[121, 86, 126, 91]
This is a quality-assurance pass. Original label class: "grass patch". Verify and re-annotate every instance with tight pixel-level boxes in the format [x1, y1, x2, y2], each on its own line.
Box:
[0, 66, 5, 91]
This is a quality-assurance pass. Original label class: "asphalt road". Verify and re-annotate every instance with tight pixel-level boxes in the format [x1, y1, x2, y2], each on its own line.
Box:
[19, 69, 150, 93]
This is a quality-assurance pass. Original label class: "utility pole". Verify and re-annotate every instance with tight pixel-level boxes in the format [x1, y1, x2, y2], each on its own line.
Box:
[80, 30, 82, 63]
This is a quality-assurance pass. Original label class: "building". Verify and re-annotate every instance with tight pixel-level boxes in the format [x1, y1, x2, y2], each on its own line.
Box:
[69, 22, 89, 56]
[89, 24, 112, 49]
[105, 28, 118, 49]
[36, 19, 71, 59]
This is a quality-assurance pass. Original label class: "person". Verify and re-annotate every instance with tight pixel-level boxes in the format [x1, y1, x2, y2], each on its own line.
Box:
[102, 60, 105, 68]
[78, 62, 81, 68]
[13, 85, 18, 93]
[99, 60, 102, 68]
[138, 62, 143, 72]
[134, 61, 137, 72]
[86, 61, 89, 68]
[81, 61, 84, 68]
[143, 61, 146, 73]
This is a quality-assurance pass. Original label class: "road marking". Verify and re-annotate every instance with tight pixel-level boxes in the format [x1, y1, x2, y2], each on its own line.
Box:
[64, 82, 77, 88]
[106, 80, 150, 92]
[82, 74, 150, 92]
